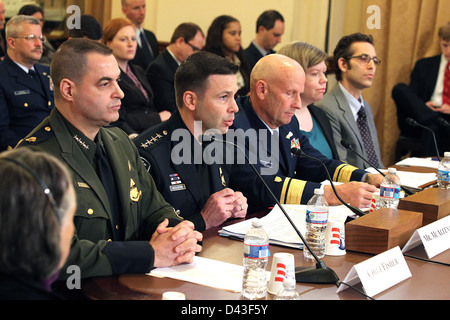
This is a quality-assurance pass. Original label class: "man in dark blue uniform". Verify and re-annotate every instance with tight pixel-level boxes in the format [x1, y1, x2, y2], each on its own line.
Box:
[0, 15, 54, 151]
[135, 51, 248, 231]
[229, 54, 383, 211]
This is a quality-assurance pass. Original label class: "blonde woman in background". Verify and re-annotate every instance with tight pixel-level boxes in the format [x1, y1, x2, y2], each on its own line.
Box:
[278, 42, 338, 159]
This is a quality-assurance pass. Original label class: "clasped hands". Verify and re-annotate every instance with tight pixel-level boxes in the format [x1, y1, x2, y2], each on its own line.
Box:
[151, 218, 202, 268]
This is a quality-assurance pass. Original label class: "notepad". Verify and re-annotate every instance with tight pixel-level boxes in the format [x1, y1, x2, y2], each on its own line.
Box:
[219, 204, 351, 249]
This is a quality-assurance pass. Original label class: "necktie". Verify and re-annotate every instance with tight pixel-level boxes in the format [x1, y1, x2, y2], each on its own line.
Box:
[29, 69, 40, 83]
[356, 105, 379, 168]
[95, 144, 123, 240]
[139, 31, 154, 65]
[443, 62, 450, 106]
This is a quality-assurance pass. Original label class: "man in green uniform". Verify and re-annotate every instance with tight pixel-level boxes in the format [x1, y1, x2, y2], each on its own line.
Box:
[16, 39, 202, 282]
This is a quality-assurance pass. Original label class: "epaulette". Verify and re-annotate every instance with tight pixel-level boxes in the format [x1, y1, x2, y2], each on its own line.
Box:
[138, 129, 169, 149]
[16, 124, 54, 147]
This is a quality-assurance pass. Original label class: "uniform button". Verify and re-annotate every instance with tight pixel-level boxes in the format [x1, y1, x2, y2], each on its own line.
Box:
[115, 225, 119, 230]
[45, 127, 51, 132]
[87, 208, 94, 215]
[107, 239, 112, 242]
[48, 101, 52, 106]
[24, 103, 28, 107]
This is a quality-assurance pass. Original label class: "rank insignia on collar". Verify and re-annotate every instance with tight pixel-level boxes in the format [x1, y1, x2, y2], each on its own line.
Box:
[73, 135, 89, 150]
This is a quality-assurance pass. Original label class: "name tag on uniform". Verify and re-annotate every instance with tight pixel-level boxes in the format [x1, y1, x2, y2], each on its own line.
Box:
[170, 184, 186, 192]
[14, 90, 30, 96]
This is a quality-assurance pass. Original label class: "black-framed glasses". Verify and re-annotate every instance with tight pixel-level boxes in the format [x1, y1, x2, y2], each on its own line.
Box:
[346, 54, 381, 65]
[14, 34, 46, 42]
[185, 41, 201, 52]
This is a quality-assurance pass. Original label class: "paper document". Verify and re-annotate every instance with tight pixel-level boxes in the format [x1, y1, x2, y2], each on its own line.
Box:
[219, 204, 351, 249]
[395, 157, 439, 169]
[365, 167, 437, 189]
[148, 256, 268, 293]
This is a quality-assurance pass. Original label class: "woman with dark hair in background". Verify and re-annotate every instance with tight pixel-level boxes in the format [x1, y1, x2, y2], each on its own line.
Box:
[0, 147, 76, 300]
[103, 18, 170, 138]
[204, 15, 250, 97]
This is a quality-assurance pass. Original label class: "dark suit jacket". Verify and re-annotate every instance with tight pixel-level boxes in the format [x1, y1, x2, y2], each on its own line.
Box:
[17, 108, 183, 279]
[135, 111, 231, 231]
[410, 55, 441, 102]
[244, 42, 275, 70]
[229, 96, 366, 210]
[130, 29, 160, 71]
[308, 104, 339, 160]
[146, 48, 179, 112]
[0, 55, 54, 150]
[112, 63, 161, 135]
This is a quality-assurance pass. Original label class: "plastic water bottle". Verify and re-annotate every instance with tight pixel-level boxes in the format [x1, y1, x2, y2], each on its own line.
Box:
[438, 152, 450, 189]
[379, 168, 401, 209]
[275, 278, 301, 300]
[304, 189, 328, 260]
[242, 219, 269, 299]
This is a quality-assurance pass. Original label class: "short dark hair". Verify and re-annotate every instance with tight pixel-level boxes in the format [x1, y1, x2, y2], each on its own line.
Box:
[333, 33, 374, 81]
[0, 148, 73, 281]
[18, 4, 44, 16]
[170, 22, 204, 44]
[51, 38, 112, 99]
[256, 10, 284, 33]
[68, 14, 103, 41]
[174, 51, 239, 108]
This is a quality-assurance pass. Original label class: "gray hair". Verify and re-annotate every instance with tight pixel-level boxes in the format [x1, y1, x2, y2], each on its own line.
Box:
[5, 15, 40, 39]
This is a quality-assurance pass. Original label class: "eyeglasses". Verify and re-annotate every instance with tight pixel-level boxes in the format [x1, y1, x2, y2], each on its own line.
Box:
[346, 54, 381, 65]
[14, 34, 46, 42]
[185, 41, 201, 52]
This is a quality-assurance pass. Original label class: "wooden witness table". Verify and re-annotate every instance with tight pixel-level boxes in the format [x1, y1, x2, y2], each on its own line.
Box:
[82, 161, 449, 301]
[82, 208, 450, 300]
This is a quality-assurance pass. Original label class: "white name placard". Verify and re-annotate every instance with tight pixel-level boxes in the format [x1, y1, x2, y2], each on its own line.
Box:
[402, 215, 450, 258]
[337, 246, 411, 297]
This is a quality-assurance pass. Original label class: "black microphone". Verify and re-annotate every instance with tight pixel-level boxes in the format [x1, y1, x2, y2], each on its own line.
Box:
[290, 147, 366, 217]
[205, 133, 339, 285]
[340, 139, 415, 196]
[405, 117, 440, 161]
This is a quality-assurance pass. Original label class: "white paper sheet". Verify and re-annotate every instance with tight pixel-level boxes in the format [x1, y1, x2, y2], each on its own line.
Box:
[148, 256, 269, 293]
[395, 157, 440, 169]
[219, 204, 351, 249]
[365, 167, 437, 189]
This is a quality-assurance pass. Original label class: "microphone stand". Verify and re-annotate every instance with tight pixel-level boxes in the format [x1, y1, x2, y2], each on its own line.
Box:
[290, 147, 366, 217]
[405, 117, 441, 161]
[205, 134, 339, 285]
[340, 140, 415, 196]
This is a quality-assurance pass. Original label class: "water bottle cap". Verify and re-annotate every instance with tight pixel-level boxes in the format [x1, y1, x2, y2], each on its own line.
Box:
[444, 152, 450, 157]
[252, 219, 262, 228]
[314, 188, 324, 195]
[387, 168, 397, 174]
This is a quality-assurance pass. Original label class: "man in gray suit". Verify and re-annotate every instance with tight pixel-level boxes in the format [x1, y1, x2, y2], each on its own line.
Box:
[316, 33, 383, 169]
